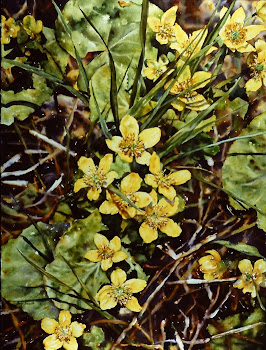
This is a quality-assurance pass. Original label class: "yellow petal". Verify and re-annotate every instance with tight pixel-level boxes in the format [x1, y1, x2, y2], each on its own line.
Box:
[171, 99, 185, 111]
[96, 285, 112, 300]
[158, 185, 176, 201]
[111, 268, 127, 286]
[231, 7, 245, 24]
[120, 115, 139, 141]
[59, 310, 71, 327]
[147, 17, 161, 32]
[112, 251, 128, 263]
[254, 259, 266, 274]
[124, 279, 147, 293]
[87, 187, 101, 201]
[238, 259, 253, 274]
[149, 152, 161, 174]
[121, 173, 142, 194]
[143, 66, 157, 80]
[62, 336, 78, 350]
[136, 151, 151, 165]
[237, 42, 256, 53]
[118, 151, 134, 163]
[206, 250, 221, 262]
[105, 171, 118, 186]
[71, 322, 86, 338]
[145, 174, 158, 188]
[99, 200, 119, 215]
[99, 295, 117, 310]
[149, 189, 158, 205]
[139, 127, 161, 148]
[41, 318, 59, 334]
[78, 156, 95, 174]
[84, 250, 101, 262]
[74, 178, 88, 193]
[94, 233, 109, 249]
[178, 64, 191, 81]
[106, 136, 123, 153]
[125, 296, 142, 312]
[133, 192, 152, 208]
[186, 94, 210, 111]
[219, 6, 228, 20]
[43, 334, 62, 350]
[191, 71, 212, 89]
[173, 24, 188, 44]
[245, 25, 266, 41]
[156, 33, 169, 45]
[157, 197, 179, 217]
[109, 236, 121, 251]
[256, 39, 266, 54]
[101, 258, 113, 271]
[161, 5, 178, 26]
[168, 170, 191, 185]
[160, 219, 182, 237]
[139, 222, 158, 243]
[99, 154, 113, 174]
[246, 77, 262, 92]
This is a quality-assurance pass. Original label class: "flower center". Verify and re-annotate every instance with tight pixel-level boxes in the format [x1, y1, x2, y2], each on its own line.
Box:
[98, 246, 114, 260]
[224, 23, 246, 46]
[55, 325, 72, 342]
[84, 167, 107, 189]
[145, 205, 168, 230]
[119, 134, 145, 159]
[159, 24, 176, 41]
[110, 285, 132, 306]
[155, 170, 174, 188]
[171, 79, 197, 101]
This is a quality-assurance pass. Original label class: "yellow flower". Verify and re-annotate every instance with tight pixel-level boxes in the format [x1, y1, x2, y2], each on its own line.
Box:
[22, 15, 43, 39]
[144, 152, 191, 201]
[84, 233, 128, 271]
[198, 250, 226, 280]
[245, 39, 266, 91]
[106, 115, 161, 165]
[219, 6, 266, 53]
[257, 1, 266, 23]
[233, 259, 266, 298]
[1, 16, 20, 44]
[148, 6, 179, 45]
[74, 154, 118, 201]
[139, 190, 181, 243]
[165, 64, 211, 111]
[96, 268, 146, 311]
[99, 172, 152, 219]
[41, 310, 86, 350]
[170, 26, 216, 59]
[143, 55, 169, 82]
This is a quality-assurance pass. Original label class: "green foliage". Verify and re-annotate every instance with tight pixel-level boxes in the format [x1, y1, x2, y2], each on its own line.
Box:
[1, 74, 52, 125]
[222, 113, 266, 231]
[208, 308, 266, 349]
[215, 241, 265, 259]
[82, 326, 105, 349]
[1, 223, 68, 320]
[109, 155, 131, 178]
[229, 97, 249, 120]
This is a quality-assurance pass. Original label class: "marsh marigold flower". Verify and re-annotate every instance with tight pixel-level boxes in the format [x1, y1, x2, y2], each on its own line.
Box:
[139, 190, 181, 243]
[145, 152, 191, 201]
[219, 6, 266, 53]
[143, 55, 169, 82]
[74, 154, 118, 200]
[22, 15, 43, 39]
[41, 310, 85, 350]
[245, 39, 266, 91]
[165, 64, 211, 111]
[198, 250, 226, 280]
[257, 1, 266, 23]
[96, 268, 147, 311]
[100, 172, 151, 219]
[106, 115, 161, 165]
[233, 259, 266, 298]
[148, 6, 179, 45]
[1, 16, 20, 44]
[84, 233, 127, 271]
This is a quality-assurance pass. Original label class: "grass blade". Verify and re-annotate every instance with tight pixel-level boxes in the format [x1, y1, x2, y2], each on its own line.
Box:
[107, 184, 143, 212]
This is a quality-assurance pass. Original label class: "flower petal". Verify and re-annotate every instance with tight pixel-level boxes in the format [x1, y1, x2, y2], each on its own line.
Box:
[43, 334, 62, 350]
[74, 178, 88, 193]
[145, 174, 158, 188]
[111, 268, 127, 286]
[136, 151, 151, 165]
[245, 77, 262, 91]
[59, 310, 71, 327]
[161, 6, 178, 26]
[87, 187, 101, 201]
[191, 71, 212, 89]
[118, 151, 134, 163]
[206, 250, 221, 262]
[254, 259, 266, 274]
[124, 279, 147, 293]
[139, 222, 158, 243]
[99, 154, 113, 174]
[62, 336, 78, 350]
[112, 250, 128, 263]
[168, 170, 191, 185]
[101, 258, 113, 271]
[121, 173, 142, 194]
[139, 128, 161, 148]
[171, 99, 185, 111]
[96, 285, 112, 300]
[99, 200, 119, 215]
[245, 25, 266, 41]
[125, 296, 142, 312]
[231, 7, 245, 24]
[109, 236, 121, 251]
[120, 115, 139, 141]
[157, 197, 179, 217]
[71, 322, 86, 338]
[105, 171, 118, 187]
[149, 152, 161, 174]
[41, 318, 59, 334]
[160, 219, 182, 237]
[78, 156, 96, 174]
[172, 24, 188, 45]
[94, 233, 109, 249]
[106, 136, 123, 153]
[84, 250, 101, 262]
[158, 185, 176, 201]
[147, 17, 161, 32]
[238, 259, 253, 274]
[133, 192, 152, 208]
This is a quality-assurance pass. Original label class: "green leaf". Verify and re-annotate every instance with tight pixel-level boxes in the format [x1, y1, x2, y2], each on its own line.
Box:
[82, 326, 105, 349]
[222, 113, 266, 231]
[215, 241, 265, 259]
[229, 97, 249, 120]
[44, 210, 109, 313]
[109, 155, 131, 178]
[1, 223, 68, 320]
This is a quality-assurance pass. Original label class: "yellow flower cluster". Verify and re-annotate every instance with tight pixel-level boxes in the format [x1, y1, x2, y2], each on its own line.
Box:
[1, 15, 20, 44]
[198, 250, 227, 280]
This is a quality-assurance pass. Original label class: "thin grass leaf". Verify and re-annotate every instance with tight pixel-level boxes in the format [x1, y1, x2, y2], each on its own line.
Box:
[79, 7, 119, 129]
[214, 240, 265, 259]
[2, 58, 89, 106]
[91, 83, 112, 139]
[14, 297, 88, 311]
[22, 236, 51, 263]
[51, 0, 89, 93]
[107, 184, 143, 212]
[130, 0, 149, 108]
